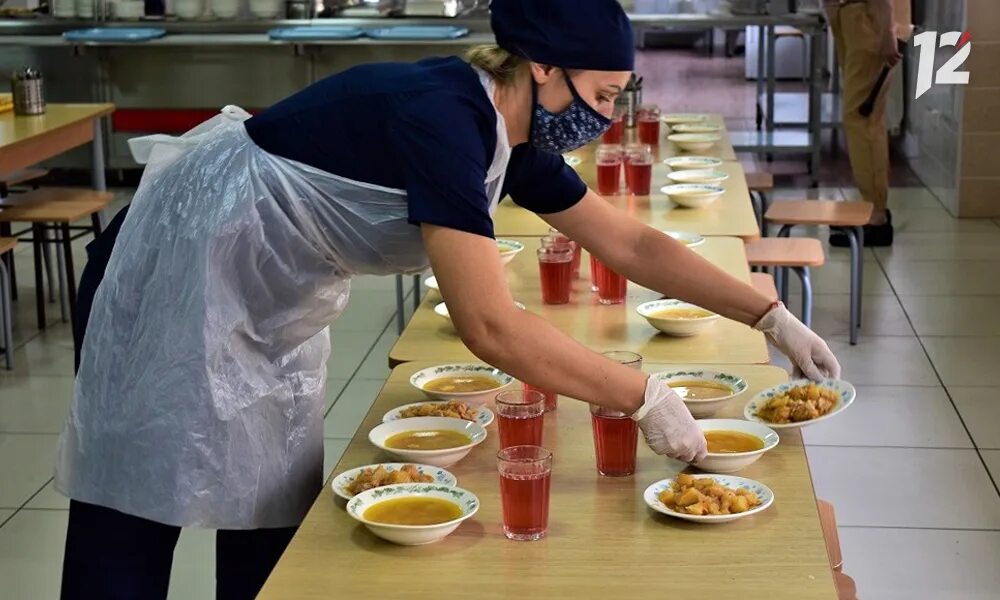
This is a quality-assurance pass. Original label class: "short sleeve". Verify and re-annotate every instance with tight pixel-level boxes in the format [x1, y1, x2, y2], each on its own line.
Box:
[390, 92, 497, 239]
[501, 144, 587, 215]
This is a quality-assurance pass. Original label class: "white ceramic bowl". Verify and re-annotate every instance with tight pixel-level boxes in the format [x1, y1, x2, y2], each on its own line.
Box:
[434, 301, 525, 325]
[409, 363, 513, 406]
[666, 169, 729, 185]
[210, 0, 238, 18]
[637, 299, 720, 337]
[744, 378, 856, 429]
[661, 113, 709, 125]
[331, 463, 458, 501]
[174, 0, 204, 18]
[662, 231, 706, 247]
[649, 369, 748, 418]
[667, 133, 722, 153]
[112, 0, 145, 19]
[368, 416, 487, 467]
[671, 122, 724, 134]
[496, 239, 524, 265]
[644, 475, 774, 524]
[663, 156, 723, 170]
[693, 419, 779, 473]
[423, 275, 440, 299]
[346, 483, 480, 545]
[383, 401, 495, 428]
[661, 183, 725, 208]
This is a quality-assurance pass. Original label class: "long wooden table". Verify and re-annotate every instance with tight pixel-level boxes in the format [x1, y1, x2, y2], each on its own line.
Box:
[260, 361, 837, 600]
[494, 160, 760, 239]
[389, 236, 769, 366]
[0, 103, 114, 191]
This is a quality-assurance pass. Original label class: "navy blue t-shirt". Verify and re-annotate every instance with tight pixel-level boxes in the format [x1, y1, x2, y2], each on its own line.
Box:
[245, 57, 586, 238]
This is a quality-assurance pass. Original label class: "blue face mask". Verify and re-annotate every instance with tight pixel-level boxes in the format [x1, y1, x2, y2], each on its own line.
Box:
[530, 72, 612, 154]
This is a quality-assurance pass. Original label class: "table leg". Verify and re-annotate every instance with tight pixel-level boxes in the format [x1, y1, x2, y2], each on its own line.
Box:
[33, 224, 45, 330]
[766, 25, 776, 134]
[808, 27, 825, 186]
[61, 223, 77, 334]
[0, 257, 11, 369]
[395, 274, 405, 334]
[412, 274, 420, 315]
[92, 118, 109, 230]
[795, 266, 813, 328]
[756, 25, 766, 131]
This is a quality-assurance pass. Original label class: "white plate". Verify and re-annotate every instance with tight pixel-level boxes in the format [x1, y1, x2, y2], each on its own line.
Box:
[563, 155, 582, 167]
[649, 369, 747, 417]
[660, 183, 725, 208]
[331, 463, 458, 501]
[369, 416, 487, 468]
[346, 483, 480, 545]
[644, 474, 774, 524]
[667, 133, 722, 153]
[663, 156, 723, 170]
[410, 363, 514, 406]
[383, 401, 495, 428]
[693, 419, 780, 473]
[636, 299, 720, 337]
[423, 275, 439, 296]
[496, 239, 524, 265]
[743, 379, 856, 429]
[662, 231, 706, 247]
[661, 113, 710, 125]
[666, 169, 729, 185]
[671, 122, 723, 134]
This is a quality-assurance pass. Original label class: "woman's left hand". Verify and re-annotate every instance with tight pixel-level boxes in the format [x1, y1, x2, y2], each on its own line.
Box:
[754, 303, 842, 381]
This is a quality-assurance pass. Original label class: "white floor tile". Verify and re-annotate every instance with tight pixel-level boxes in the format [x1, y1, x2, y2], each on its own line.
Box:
[350, 275, 412, 294]
[167, 528, 215, 600]
[324, 379, 385, 439]
[354, 328, 399, 380]
[0, 433, 57, 508]
[25, 480, 69, 510]
[883, 261, 1000, 295]
[324, 438, 351, 477]
[326, 330, 380, 379]
[893, 208, 1000, 233]
[840, 186, 946, 210]
[802, 386, 972, 448]
[806, 446, 1000, 528]
[876, 232, 1000, 262]
[839, 528, 1000, 600]
[0, 376, 74, 434]
[788, 293, 913, 337]
[0, 509, 68, 599]
[826, 336, 939, 386]
[950, 388, 1000, 450]
[782, 257, 893, 296]
[899, 296, 1000, 337]
[331, 291, 398, 333]
[4, 327, 76, 379]
[982, 450, 1000, 483]
[923, 337, 1000, 386]
[0, 509, 13, 526]
[323, 378, 349, 415]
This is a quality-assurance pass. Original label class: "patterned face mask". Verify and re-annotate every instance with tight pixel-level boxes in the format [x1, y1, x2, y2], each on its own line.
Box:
[530, 71, 612, 154]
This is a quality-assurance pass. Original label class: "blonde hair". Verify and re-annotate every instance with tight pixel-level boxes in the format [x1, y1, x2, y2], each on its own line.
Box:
[466, 45, 526, 85]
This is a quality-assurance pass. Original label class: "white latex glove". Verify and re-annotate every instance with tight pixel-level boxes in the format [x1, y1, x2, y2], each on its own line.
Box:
[631, 377, 707, 463]
[754, 303, 842, 380]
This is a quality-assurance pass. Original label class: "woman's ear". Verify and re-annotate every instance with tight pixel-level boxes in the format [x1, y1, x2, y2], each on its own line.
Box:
[529, 63, 557, 85]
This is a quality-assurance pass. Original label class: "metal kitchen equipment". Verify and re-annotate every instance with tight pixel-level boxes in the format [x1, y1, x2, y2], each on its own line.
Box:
[617, 73, 643, 128]
[11, 66, 46, 115]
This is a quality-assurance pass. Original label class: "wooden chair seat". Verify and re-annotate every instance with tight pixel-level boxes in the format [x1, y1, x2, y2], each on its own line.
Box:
[745, 171, 774, 192]
[745, 238, 825, 268]
[774, 25, 806, 38]
[0, 168, 49, 189]
[765, 200, 873, 227]
[0, 238, 16, 255]
[0, 188, 113, 223]
[750, 272, 778, 300]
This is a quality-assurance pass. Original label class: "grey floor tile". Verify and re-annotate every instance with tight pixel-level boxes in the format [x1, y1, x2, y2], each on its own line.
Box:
[0, 510, 69, 599]
[0, 375, 74, 434]
[802, 386, 972, 448]
[893, 207, 1000, 233]
[876, 232, 1000, 262]
[839, 528, 1000, 600]
[326, 330, 381, 379]
[323, 378, 349, 414]
[0, 434, 58, 509]
[331, 291, 398, 333]
[0, 509, 13, 527]
[923, 337, 1000, 386]
[324, 438, 352, 477]
[982, 450, 1000, 483]
[900, 295, 1000, 337]
[353, 328, 399, 380]
[167, 528, 215, 600]
[882, 261, 1000, 296]
[825, 336, 939, 386]
[782, 258, 894, 296]
[324, 379, 385, 439]
[788, 293, 914, 337]
[25, 480, 69, 511]
[806, 446, 1000, 528]
[951, 387, 1000, 450]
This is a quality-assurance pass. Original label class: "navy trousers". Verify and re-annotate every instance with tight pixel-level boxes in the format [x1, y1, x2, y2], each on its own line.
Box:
[62, 206, 299, 600]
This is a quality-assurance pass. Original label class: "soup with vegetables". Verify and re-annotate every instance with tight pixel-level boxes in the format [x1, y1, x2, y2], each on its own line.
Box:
[668, 380, 733, 400]
[650, 307, 714, 320]
[385, 430, 472, 451]
[705, 431, 765, 453]
[424, 375, 500, 393]
[363, 497, 463, 525]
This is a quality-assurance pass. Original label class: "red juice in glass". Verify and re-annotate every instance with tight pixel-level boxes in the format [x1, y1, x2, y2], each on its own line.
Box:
[544, 231, 580, 279]
[496, 390, 545, 449]
[537, 246, 573, 305]
[596, 159, 621, 196]
[499, 468, 551, 541]
[592, 257, 627, 305]
[524, 383, 558, 412]
[624, 145, 654, 196]
[602, 112, 624, 144]
[590, 411, 639, 477]
[637, 117, 661, 145]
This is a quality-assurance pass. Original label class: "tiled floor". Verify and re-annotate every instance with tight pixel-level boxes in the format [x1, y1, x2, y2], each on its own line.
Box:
[1, 49, 999, 599]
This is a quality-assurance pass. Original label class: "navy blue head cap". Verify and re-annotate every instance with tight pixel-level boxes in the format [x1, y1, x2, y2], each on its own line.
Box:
[490, 0, 635, 72]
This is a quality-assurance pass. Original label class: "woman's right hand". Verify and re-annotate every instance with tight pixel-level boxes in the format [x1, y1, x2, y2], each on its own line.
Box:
[631, 377, 707, 463]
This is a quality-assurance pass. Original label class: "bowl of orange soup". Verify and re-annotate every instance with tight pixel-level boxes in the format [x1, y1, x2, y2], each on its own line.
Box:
[650, 370, 748, 417]
[369, 416, 487, 467]
[636, 299, 720, 336]
[692, 419, 779, 473]
[410, 363, 514, 406]
[346, 483, 480, 545]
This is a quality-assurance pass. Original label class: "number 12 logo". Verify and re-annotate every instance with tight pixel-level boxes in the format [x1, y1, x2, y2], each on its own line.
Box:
[914, 31, 971, 100]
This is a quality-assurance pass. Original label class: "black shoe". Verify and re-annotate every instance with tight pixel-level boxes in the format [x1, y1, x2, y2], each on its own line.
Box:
[830, 210, 893, 248]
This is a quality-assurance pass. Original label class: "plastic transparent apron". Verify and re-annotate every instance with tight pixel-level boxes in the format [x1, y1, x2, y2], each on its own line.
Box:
[55, 96, 510, 529]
